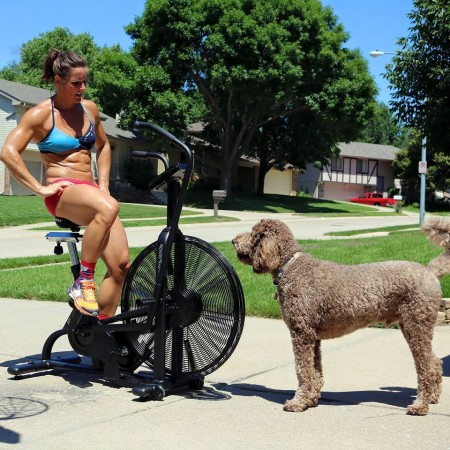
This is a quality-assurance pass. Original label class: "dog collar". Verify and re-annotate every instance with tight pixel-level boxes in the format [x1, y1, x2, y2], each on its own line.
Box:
[273, 252, 301, 286]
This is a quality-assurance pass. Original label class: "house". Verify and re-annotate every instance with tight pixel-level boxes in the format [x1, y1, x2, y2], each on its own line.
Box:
[0, 79, 296, 198]
[188, 122, 299, 196]
[1, 80, 397, 201]
[296, 142, 401, 201]
[0, 79, 153, 196]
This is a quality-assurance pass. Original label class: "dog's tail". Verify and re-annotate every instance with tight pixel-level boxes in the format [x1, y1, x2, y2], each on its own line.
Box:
[422, 216, 450, 279]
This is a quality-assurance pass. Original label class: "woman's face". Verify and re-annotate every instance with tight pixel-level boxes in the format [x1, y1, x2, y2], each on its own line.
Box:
[57, 67, 88, 102]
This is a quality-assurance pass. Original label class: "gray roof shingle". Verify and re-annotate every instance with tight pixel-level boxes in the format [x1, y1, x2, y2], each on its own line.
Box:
[338, 142, 399, 161]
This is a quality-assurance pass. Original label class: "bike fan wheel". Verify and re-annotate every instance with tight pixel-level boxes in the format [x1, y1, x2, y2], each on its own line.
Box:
[120, 235, 245, 378]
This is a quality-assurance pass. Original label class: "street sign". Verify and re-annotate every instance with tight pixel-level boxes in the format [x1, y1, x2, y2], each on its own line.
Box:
[418, 161, 427, 174]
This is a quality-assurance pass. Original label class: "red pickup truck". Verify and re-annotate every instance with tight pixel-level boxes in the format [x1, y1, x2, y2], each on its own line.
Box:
[349, 192, 395, 207]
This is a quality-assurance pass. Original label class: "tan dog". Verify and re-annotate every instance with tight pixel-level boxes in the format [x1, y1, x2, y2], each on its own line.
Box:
[232, 217, 450, 415]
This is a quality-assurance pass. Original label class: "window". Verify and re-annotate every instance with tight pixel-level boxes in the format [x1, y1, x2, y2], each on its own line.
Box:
[357, 159, 368, 173]
[331, 156, 343, 171]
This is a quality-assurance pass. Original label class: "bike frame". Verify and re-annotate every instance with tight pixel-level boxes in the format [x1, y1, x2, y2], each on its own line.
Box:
[8, 122, 200, 395]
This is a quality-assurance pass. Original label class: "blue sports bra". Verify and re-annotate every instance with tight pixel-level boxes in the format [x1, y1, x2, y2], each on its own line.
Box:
[37, 97, 96, 153]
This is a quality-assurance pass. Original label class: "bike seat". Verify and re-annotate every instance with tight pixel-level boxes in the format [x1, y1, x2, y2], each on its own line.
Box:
[55, 217, 81, 232]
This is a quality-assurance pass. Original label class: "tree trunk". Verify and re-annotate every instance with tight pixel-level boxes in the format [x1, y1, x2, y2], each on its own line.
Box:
[256, 162, 271, 196]
[255, 170, 265, 196]
[220, 160, 234, 193]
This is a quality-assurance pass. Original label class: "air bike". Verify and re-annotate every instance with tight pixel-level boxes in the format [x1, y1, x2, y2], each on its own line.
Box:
[8, 122, 245, 400]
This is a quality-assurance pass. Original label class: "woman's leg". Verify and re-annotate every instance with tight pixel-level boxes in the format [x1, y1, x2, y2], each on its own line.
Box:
[97, 217, 131, 316]
[55, 184, 120, 262]
[54, 183, 126, 314]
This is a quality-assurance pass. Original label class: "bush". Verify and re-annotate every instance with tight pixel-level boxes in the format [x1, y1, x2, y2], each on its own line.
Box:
[124, 157, 156, 189]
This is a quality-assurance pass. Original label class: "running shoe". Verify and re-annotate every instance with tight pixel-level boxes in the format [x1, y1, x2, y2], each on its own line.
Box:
[67, 278, 98, 316]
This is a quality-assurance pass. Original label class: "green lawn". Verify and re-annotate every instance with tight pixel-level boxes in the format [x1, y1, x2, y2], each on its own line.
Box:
[1, 192, 449, 319]
[0, 229, 448, 319]
[0, 192, 395, 228]
[185, 190, 395, 216]
[0, 195, 198, 227]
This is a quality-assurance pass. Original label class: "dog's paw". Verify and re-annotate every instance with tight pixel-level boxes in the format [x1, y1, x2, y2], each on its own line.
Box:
[406, 403, 429, 416]
[283, 399, 309, 412]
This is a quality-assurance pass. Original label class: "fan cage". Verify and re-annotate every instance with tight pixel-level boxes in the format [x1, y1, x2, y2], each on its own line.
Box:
[120, 235, 245, 378]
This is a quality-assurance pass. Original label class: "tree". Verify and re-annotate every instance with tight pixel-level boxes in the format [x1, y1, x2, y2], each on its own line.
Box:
[0, 28, 99, 88]
[393, 131, 450, 201]
[88, 45, 139, 117]
[427, 153, 450, 192]
[0, 28, 135, 117]
[392, 129, 422, 199]
[356, 102, 411, 149]
[125, 0, 376, 191]
[385, 0, 450, 157]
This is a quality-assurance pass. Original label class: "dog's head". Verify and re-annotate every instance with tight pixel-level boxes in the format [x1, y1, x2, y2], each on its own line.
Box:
[232, 219, 298, 274]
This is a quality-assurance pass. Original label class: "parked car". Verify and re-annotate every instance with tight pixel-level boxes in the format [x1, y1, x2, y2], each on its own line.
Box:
[349, 192, 396, 207]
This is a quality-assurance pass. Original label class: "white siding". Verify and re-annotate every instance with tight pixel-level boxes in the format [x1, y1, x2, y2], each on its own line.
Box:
[322, 158, 378, 187]
[9, 150, 43, 196]
[0, 95, 15, 194]
[0, 162, 4, 194]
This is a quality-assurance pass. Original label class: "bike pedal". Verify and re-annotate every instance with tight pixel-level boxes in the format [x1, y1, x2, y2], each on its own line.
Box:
[114, 346, 129, 358]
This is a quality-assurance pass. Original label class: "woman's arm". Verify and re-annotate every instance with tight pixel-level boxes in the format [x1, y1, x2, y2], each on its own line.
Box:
[87, 100, 111, 192]
[0, 107, 73, 196]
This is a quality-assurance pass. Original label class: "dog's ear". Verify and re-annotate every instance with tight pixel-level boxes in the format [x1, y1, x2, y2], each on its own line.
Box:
[252, 232, 281, 273]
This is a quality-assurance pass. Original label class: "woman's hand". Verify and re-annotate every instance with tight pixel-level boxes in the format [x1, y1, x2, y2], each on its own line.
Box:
[38, 180, 74, 197]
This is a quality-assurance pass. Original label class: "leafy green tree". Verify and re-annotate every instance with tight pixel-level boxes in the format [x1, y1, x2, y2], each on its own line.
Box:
[385, 0, 450, 157]
[125, 0, 376, 191]
[357, 102, 410, 148]
[0, 28, 99, 88]
[392, 129, 422, 199]
[393, 133, 450, 201]
[427, 153, 450, 192]
[88, 45, 139, 117]
[0, 28, 135, 117]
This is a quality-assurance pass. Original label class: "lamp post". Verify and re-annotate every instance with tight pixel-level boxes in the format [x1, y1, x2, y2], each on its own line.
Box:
[370, 50, 427, 225]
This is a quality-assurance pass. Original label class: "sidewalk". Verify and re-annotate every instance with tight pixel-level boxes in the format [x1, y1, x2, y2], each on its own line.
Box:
[0, 297, 449, 449]
[3, 209, 450, 449]
[0, 207, 420, 258]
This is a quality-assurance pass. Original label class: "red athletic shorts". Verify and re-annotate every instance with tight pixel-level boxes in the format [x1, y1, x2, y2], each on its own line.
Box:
[44, 178, 99, 216]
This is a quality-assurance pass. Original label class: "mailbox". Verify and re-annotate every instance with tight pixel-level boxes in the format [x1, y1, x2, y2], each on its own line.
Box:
[212, 190, 227, 217]
[213, 190, 227, 201]
[393, 194, 403, 213]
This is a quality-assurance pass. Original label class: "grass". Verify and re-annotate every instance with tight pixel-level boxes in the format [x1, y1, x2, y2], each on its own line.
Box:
[0, 192, 395, 230]
[185, 191, 396, 216]
[2, 191, 450, 319]
[325, 224, 420, 237]
[31, 215, 238, 230]
[1, 229, 448, 319]
[0, 195, 202, 227]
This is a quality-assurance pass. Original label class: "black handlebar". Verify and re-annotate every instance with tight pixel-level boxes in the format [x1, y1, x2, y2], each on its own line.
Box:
[132, 121, 193, 177]
[133, 121, 178, 144]
[131, 151, 170, 171]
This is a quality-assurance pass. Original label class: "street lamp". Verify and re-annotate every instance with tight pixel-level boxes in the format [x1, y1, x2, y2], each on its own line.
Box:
[369, 50, 395, 57]
[370, 50, 427, 225]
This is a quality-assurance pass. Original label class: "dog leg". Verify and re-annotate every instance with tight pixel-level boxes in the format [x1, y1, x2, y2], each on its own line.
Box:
[400, 322, 442, 415]
[313, 340, 324, 398]
[284, 335, 321, 412]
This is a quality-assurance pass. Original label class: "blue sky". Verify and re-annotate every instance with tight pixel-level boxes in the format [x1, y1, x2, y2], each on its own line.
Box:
[0, 0, 413, 104]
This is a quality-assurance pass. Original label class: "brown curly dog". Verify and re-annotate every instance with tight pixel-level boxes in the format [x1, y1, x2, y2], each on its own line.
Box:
[232, 217, 450, 415]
